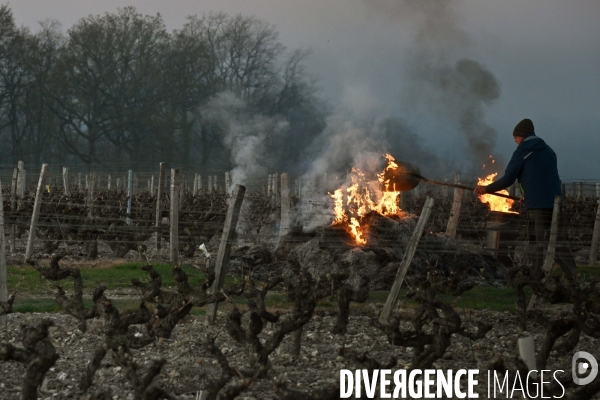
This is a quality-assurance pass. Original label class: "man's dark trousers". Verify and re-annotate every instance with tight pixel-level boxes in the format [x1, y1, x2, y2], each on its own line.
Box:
[526, 208, 577, 280]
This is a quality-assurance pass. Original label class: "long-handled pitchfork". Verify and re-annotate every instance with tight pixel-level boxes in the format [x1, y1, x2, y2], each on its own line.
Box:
[382, 159, 521, 201]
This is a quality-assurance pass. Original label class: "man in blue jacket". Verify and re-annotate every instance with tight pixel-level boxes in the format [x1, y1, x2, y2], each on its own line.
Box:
[475, 118, 577, 280]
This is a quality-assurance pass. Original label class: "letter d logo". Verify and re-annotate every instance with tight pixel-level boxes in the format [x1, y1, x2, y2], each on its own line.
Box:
[572, 351, 598, 385]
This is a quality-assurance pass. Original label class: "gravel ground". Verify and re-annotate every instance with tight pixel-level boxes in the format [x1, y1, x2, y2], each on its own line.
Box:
[1, 305, 599, 400]
[3, 224, 599, 399]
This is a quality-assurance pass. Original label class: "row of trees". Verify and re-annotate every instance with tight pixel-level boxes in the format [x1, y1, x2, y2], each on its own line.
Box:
[0, 5, 327, 170]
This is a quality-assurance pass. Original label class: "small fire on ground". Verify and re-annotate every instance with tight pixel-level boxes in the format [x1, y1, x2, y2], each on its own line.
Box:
[477, 156, 518, 214]
[330, 154, 402, 245]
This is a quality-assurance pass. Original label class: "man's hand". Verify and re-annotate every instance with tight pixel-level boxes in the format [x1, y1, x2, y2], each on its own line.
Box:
[474, 185, 487, 195]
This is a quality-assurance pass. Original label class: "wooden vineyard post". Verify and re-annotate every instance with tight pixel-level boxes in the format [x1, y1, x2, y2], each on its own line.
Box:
[225, 171, 230, 193]
[87, 172, 96, 217]
[445, 173, 463, 238]
[150, 175, 154, 194]
[577, 182, 583, 201]
[224, 172, 231, 204]
[25, 164, 49, 262]
[10, 168, 18, 253]
[85, 174, 89, 189]
[589, 200, 600, 265]
[87, 172, 96, 207]
[169, 169, 180, 263]
[413, 185, 420, 199]
[198, 174, 202, 192]
[179, 173, 185, 209]
[379, 196, 435, 323]
[213, 175, 218, 192]
[62, 167, 70, 197]
[518, 336, 537, 379]
[126, 170, 133, 225]
[133, 174, 139, 195]
[274, 172, 281, 197]
[205, 184, 246, 324]
[155, 163, 166, 249]
[278, 173, 291, 247]
[193, 174, 198, 195]
[267, 174, 272, 195]
[0, 179, 7, 326]
[107, 174, 111, 190]
[16, 161, 25, 207]
[527, 196, 561, 311]
[87, 173, 98, 258]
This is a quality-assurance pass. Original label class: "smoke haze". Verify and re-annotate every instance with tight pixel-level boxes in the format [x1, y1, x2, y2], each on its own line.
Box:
[9, 0, 600, 179]
[364, 0, 503, 171]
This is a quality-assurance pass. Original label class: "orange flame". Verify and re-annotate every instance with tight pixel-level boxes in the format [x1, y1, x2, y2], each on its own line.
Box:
[329, 154, 402, 245]
[331, 188, 346, 224]
[376, 154, 401, 215]
[477, 173, 517, 213]
[349, 217, 366, 245]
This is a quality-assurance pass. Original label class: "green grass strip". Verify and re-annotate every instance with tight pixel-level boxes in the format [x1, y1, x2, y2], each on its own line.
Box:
[5, 262, 598, 314]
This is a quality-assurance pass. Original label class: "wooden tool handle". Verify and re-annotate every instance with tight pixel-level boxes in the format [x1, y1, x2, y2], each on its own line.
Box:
[417, 175, 521, 201]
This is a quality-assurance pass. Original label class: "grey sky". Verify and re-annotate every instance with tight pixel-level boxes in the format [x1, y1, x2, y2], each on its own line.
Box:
[10, 0, 600, 180]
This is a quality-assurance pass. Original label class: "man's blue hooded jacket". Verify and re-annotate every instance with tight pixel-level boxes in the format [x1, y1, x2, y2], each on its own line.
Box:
[485, 134, 562, 210]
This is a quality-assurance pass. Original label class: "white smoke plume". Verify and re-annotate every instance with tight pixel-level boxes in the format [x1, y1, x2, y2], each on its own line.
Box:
[198, 91, 289, 189]
[297, 108, 394, 231]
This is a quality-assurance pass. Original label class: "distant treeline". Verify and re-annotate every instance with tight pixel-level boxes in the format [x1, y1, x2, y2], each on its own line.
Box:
[0, 5, 327, 171]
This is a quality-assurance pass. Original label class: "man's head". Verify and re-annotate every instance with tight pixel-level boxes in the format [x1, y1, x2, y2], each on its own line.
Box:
[513, 119, 534, 137]
[513, 118, 534, 145]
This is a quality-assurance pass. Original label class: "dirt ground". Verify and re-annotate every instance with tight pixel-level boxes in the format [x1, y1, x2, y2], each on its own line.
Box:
[1, 303, 599, 400]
